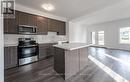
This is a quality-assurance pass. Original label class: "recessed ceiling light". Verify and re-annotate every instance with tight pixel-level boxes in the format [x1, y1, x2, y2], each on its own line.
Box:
[41, 3, 55, 11]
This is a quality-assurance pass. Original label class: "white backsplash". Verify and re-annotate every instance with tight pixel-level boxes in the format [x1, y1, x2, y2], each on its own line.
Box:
[4, 32, 68, 46]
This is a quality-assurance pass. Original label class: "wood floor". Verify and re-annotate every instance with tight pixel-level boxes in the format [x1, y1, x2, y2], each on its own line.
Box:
[89, 47, 130, 81]
[5, 57, 115, 82]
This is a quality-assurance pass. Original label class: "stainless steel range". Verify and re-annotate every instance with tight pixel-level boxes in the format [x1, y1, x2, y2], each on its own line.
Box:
[18, 38, 39, 66]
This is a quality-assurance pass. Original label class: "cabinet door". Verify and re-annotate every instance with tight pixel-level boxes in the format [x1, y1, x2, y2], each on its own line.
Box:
[47, 43, 56, 57]
[4, 10, 19, 34]
[37, 16, 48, 35]
[28, 14, 37, 26]
[4, 47, 11, 69]
[79, 47, 89, 70]
[54, 48, 65, 79]
[48, 19, 59, 32]
[58, 21, 66, 35]
[65, 50, 80, 79]
[4, 46, 17, 69]
[4, 18, 8, 33]
[39, 48, 47, 60]
[18, 11, 28, 25]
[39, 44, 50, 59]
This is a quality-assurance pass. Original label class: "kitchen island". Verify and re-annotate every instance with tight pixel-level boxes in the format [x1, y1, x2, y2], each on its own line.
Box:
[53, 43, 89, 80]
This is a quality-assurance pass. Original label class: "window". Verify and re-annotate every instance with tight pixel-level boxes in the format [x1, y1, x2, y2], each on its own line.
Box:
[98, 31, 104, 45]
[91, 32, 96, 44]
[120, 27, 130, 44]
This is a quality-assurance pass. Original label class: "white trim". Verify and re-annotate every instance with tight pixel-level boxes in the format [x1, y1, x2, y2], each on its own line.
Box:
[98, 31, 105, 45]
[0, 0, 4, 82]
[119, 27, 130, 44]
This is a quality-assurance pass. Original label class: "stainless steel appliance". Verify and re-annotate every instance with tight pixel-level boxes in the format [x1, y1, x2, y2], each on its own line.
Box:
[18, 25, 37, 34]
[18, 38, 39, 66]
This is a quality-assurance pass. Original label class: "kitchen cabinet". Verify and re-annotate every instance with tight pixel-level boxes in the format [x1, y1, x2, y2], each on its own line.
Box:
[4, 10, 66, 35]
[48, 18, 59, 32]
[18, 11, 37, 26]
[65, 49, 80, 79]
[4, 18, 8, 33]
[4, 46, 18, 69]
[39, 44, 50, 60]
[48, 18, 66, 35]
[57, 21, 66, 35]
[79, 47, 89, 70]
[37, 16, 48, 35]
[18, 11, 28, 25]
[54, 48, 65, 78]
[47, 43, 56, 56]
[28, 14, 37, 26]
[39, 43, 56, 60]
[4, 10, 19, 34]
[54, 47, 89, 80]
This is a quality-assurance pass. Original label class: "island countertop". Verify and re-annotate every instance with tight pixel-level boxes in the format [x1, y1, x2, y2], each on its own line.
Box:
[53, 43, 90, 50]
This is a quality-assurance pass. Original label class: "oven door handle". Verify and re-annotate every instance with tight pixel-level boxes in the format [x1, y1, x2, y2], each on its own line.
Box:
[18, 45, 38, 48]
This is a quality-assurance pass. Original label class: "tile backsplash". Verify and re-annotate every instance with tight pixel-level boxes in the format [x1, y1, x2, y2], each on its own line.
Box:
[4, 32, 68, 45]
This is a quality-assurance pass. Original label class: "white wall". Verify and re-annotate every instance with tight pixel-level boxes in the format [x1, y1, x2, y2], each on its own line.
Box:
[4, 32, 68, 46]
[86, 18, 130, 50]
[69, 0, 130, 50]
[69, 22, 87, 43]
[0, 0, 4, 81]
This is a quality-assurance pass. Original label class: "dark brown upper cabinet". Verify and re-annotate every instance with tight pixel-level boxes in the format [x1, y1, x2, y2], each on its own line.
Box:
[57, 21, 66, 35]
[48, 18, 59, 32]
[18, 11, 28, 25]
[48, 18, 66, 35]
[18, 11, 37, 26]
[37, 16, 48, 35]
[4, 10, 66, 35]
[4, 10, 19, 34]
[4, 18, 8, 33]
[28, 14, 37, 26]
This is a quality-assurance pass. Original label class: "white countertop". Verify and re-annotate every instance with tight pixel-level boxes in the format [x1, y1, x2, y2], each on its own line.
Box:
[4, 41, 69, 47]
[4, 44, 18, 47]
[53, 43, 90, 50]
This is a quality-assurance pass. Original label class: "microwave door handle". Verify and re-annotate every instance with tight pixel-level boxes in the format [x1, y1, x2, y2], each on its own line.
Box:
[34, 27, 37, 33]
[33, 27, 34, 32]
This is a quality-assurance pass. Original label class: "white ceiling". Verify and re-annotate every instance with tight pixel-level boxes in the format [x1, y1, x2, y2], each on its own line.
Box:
[71, 0, 130, 26]
[15, 0, 122, 20]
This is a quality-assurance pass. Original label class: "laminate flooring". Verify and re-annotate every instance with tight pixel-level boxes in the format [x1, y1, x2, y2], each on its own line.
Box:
[5, 57, 115, 82]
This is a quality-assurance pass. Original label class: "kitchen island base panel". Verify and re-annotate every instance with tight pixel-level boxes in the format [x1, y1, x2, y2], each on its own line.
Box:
[54, 47, 89, 80]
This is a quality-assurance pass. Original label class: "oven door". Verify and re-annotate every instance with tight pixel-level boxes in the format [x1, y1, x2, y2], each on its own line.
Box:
[18, 46, 38, 59]
[18, 46, 39, 65]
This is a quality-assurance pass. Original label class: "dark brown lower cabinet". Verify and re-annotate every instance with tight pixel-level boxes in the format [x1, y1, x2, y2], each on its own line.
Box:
[4, 43, 56, 69]
[4, 46, 18, 69]
[39, 44, 49, 60]
[54, 48, 65, 78]
[54, 47, 89, 80]
[39, 43, 57, 60]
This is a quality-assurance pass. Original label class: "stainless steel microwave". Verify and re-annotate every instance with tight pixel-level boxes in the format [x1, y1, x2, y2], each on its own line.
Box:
[18, 25, 37, 34]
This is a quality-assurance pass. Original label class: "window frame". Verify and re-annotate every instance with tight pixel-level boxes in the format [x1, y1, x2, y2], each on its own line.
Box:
[119, 27, 130, 44]
[91, 32, 96, 45]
